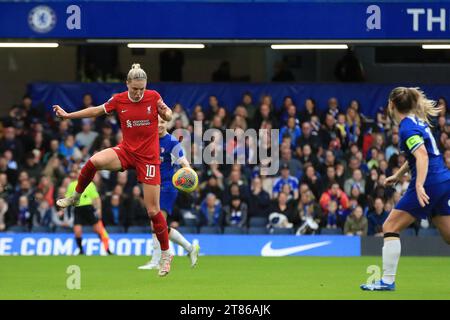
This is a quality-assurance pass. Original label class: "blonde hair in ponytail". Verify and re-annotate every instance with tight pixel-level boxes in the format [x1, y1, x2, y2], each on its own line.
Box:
[408, 87, 441, 126]
[127, 63, 147, 82]
[389, 87, 442, 126]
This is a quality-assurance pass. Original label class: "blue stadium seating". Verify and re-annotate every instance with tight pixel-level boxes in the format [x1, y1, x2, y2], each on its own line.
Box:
[400, 228, 417, 236]
[249, 217, 268, 227]
[177, 226, 198, 234]
[127, 226, 150, 234]
[199, 226, 221, 234]
[106, 226, 126, 233]
[271, 228, 294, 235]
[54, 226, 73, 233]
[6, 225, 28, 233]
[82, 226, 95, 233]
[320, 228, 343, 235]
[223, 226, 246, 234]
[247, 227, 268, 235]
[31, 226, 51, 233]
[183, 218, 198, 227]
[418, 228, 439, 237]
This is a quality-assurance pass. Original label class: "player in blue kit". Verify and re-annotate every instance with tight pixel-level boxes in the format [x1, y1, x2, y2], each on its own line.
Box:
[138, 116, 200, 270]
[361, 87, 450, 291]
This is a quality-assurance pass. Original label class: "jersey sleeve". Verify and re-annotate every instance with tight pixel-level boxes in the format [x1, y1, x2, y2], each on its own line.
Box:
[102, 95, 119, 115]
[400, 122, 425, 154]
[170, 139, 186, 165]
[86, 182, 100, 199]
[65, 181, 76, 198]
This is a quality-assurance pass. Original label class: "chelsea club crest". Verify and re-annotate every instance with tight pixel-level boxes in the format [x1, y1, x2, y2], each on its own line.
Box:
[28, 6, 57, 33]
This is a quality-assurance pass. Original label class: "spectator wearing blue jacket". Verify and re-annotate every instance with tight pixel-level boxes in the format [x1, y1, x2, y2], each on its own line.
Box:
[199, 193, 222, 227]
[279, 117, 301, 149]
[367, 197, 388, 236]
[273, 163, 299, 200]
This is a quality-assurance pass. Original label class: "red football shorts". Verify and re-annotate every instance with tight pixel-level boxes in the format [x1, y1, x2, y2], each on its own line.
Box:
[112, 144, 161, 185]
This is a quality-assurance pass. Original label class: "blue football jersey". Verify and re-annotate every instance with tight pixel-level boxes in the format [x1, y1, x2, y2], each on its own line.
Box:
[159, 133, 186, 189]
[399, 115, 450, 187]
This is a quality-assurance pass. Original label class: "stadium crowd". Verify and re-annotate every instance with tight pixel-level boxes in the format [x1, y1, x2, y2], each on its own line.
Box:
[0, 91, 449, 236]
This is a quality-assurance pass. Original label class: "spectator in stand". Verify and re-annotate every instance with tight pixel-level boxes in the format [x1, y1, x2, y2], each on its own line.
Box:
[126, 186, 148, 226]
[344, 168, 366, 195]
[280, 146, 302, 178]
[200, 174, 223, 201]
[326, 200, 339, 229]
[254, 102, 278, 130]
[167, 103, 189, 131]
[205, 95, 221, 120]
[90, 123, 116, 154]
[248, 176, 271, 219]
[385, 130, 400, 162]
[32, 192, 53, 228]
[344, 205, 368, 236]
[298, 144, 319, 169]
[199, 193, 222, 227]
[279, 117, 301, 149]
[324, 97, 340, 120]
[23, 152, 42, 184]
[0, 197, 8, 231]
[0, 127, 24, 162]
[270, 191, 296, 221]
[75, 119, 98, 151]
[319, 182, 349, 218]
[299, 98, 319, 124]
[293, 189, 322, 231]
[102, 193, 127, 227]
[367, 197, 388, 236]
[272, 163, 299, 200]
[301, 164, 323, 200]
[223, 195, 248, 228]
[320, 114, 339, 149]
[296, 121, 321, 154]
[241, 92, 257, 125]
[16, 195, 33, 230]
[58, 135, 82, 164]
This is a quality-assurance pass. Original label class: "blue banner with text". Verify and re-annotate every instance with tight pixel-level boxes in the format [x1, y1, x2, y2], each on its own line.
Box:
[0, 233, 361, 256]
[1, 1, 450, 39]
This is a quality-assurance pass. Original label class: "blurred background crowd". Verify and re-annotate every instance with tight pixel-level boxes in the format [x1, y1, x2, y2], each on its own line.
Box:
[0, 91, 449, 236]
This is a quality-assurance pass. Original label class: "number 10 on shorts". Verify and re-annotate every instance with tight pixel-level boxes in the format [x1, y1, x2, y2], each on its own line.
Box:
[146, 164, 156, 178]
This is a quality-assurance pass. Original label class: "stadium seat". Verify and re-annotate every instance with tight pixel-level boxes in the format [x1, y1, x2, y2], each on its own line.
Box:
[199, 226, 222, 234]
[183, 218, 198, 227]
[6, 225, 28, 233]
[223, 226, 246, 234]
[271, 228, 294, 235]
[400, 228, 417, 236]
[54, 226, 73, 233]
[82, 226, 95, 233]
[247, 227, 268, 235]
[127, 226, 150, 234]
[177, 226, 198, 234]
[418, 228, 439, 237]
[249, 217, 268, 227]
[106, 226, 126, 233]
[320, 228, 343, 235]
[31, 226, 52, 233]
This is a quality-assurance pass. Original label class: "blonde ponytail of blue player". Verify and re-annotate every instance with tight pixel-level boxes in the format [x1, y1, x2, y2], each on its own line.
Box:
[172, 167, 199, 193]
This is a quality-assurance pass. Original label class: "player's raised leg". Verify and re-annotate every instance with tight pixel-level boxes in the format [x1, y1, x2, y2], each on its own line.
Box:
[361, 209, 415, 291]
[143, 183, 173, 276]
[57, 148, 122, 208]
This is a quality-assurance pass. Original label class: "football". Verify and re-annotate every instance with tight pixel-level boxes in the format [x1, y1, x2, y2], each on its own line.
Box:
[172, 167, 199, 193]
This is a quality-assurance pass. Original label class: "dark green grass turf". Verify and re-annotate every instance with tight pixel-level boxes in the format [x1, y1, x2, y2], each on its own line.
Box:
[0, 256, 449, 299]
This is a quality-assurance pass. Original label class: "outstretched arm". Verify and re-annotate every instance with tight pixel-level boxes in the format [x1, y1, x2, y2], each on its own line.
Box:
[53, 105, 105, 120]
[157, 99, 172, 121]
[384, 161, 409, 187]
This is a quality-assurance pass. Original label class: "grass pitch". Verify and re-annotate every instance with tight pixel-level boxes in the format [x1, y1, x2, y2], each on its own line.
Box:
[0, 256, 449, 300]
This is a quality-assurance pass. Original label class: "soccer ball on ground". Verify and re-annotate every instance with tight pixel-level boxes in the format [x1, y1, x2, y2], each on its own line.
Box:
[172, 167, 198, 193]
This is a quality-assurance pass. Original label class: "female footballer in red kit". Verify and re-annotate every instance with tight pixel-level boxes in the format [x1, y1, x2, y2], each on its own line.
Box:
[53, 64, 174, 276]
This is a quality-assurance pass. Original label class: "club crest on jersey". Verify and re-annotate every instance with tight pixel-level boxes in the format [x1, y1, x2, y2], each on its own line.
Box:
[147, 106, 152, 114]
[161, 147, 165, 153]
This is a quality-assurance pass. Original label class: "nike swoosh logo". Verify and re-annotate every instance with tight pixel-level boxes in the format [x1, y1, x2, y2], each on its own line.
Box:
[121, 110, 128, 113]
[261, 241, 331, 257]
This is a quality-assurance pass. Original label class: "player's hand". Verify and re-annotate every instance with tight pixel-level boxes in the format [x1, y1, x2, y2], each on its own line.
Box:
[384, 175, 399, 187]
[416, 184, 430, 208]
[53, 105, 69, 119]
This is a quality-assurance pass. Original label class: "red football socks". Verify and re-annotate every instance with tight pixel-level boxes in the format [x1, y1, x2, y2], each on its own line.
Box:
[75, 160, 97, 194]
[151, 211, 169, 251]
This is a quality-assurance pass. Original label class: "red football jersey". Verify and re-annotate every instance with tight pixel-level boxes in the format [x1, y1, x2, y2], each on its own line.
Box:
[103, 90, 161, 164]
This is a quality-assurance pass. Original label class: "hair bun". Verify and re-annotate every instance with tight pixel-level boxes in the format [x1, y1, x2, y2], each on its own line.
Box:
[131, 63, 141, 69]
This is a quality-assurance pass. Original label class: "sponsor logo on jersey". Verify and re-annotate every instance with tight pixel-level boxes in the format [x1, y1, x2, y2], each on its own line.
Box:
[126, 119, 151, 128]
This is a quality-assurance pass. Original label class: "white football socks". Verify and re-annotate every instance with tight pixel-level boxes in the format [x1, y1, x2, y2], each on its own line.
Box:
[152, 229, 193, 261]
[382, 238, 401, 285]
[169, 228, 193, 253]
